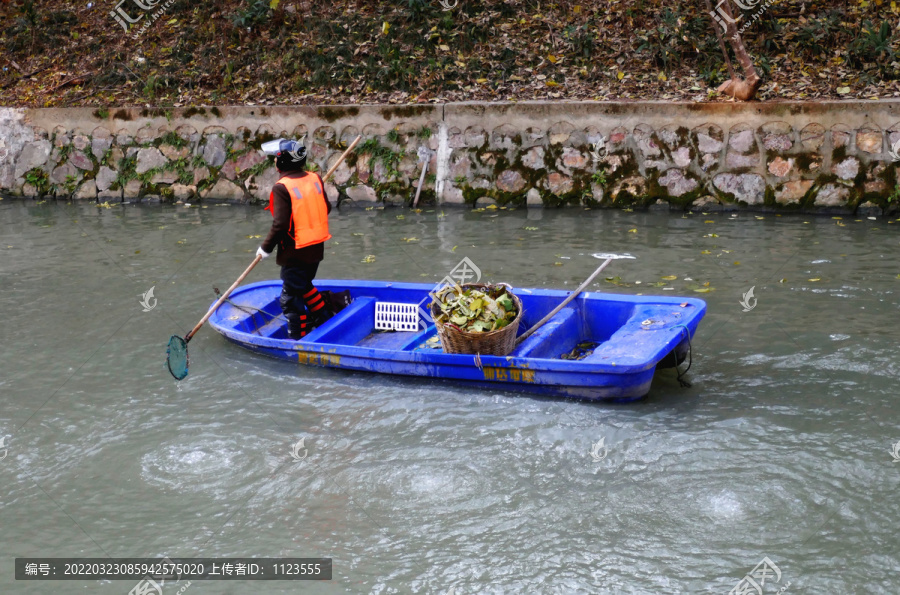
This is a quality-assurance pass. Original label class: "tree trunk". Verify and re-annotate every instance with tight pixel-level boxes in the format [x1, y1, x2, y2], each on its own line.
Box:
[710, 0, 762, 100]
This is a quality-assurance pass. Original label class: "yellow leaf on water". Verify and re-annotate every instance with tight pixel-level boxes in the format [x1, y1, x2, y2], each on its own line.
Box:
[628, 228, 637, 233]
[733, 261, 740, 265]
[362, 255, 376, 263]
[832, 216, 843, 220]
[701, 250, 711, 255]
[808, 278, 821, 282]
[693, 288, 712, 293]
[451, 245, 458, 252]
[704, 220, 714, 223]
[661, 275, 677, 280]
[554, 262, 563, 266]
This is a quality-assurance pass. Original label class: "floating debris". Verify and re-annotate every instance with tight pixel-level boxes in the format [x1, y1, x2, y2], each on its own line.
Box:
[560, 341, 601, 360]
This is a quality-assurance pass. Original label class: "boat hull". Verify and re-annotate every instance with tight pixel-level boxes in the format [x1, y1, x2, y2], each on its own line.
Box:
[208, 280, 707, 402]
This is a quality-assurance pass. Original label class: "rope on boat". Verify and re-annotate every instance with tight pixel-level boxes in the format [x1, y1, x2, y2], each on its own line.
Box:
[213, 287, 288, 336]
[672, 324, 693, 388]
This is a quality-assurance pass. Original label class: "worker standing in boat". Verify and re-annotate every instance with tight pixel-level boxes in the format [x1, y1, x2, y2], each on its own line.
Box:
[257, 139, 332, 340]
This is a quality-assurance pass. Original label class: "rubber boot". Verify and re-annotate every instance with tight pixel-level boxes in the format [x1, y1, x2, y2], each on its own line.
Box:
[286, 313, 309, 340]
[302, 287, 333, 328]
[280, 288, 310, 340]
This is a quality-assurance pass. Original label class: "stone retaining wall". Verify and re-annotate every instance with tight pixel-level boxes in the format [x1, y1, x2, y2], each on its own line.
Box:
[1, 101, 899, 214]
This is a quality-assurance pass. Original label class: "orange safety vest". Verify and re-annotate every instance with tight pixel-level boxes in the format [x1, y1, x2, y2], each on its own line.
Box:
[266, 173, 331, 249]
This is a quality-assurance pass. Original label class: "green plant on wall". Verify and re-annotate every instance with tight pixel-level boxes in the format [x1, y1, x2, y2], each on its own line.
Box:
[24, 168, 50, 196]
[63, 174, 79, 195]
[591, 168, 607, 187]
[889, 183, 900, 204]
[359, 138, 405, 179]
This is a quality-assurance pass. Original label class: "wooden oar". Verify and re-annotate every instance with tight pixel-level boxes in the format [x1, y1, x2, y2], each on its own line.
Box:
[514, 257, 614, 346]
[166, 135, 363, 380]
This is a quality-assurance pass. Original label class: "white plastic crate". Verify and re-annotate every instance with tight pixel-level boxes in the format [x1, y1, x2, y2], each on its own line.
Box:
[374, 302, 420, 332]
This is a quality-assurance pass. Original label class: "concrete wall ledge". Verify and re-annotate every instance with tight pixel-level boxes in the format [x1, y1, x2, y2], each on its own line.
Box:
[1, 101, 898, 216]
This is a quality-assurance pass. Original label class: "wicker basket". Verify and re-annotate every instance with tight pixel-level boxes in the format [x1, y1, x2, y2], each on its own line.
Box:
[430, 284, 523, 356]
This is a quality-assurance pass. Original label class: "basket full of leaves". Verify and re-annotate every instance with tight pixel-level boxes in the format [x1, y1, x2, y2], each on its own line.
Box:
[430, 283, 523, 356]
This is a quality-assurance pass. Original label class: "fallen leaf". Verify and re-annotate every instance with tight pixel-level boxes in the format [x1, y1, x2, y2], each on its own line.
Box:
[661, 275, 677, 280]
[808, 278, 821, 282]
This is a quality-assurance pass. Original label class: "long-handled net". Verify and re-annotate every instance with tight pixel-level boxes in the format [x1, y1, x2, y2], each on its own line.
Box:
[166, 335, 189, 380]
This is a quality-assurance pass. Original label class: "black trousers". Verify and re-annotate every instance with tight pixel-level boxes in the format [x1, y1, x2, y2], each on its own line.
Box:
[279, 262, 320, 339]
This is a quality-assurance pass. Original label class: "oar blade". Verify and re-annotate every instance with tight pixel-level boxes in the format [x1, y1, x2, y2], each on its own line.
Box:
[166, 335, 189, 380]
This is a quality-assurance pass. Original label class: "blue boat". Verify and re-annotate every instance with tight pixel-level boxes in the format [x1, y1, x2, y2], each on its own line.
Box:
[207, 280, 707, 402]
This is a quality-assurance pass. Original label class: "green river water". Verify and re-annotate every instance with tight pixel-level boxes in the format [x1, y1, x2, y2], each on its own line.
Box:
[1, 200, 899, 594]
